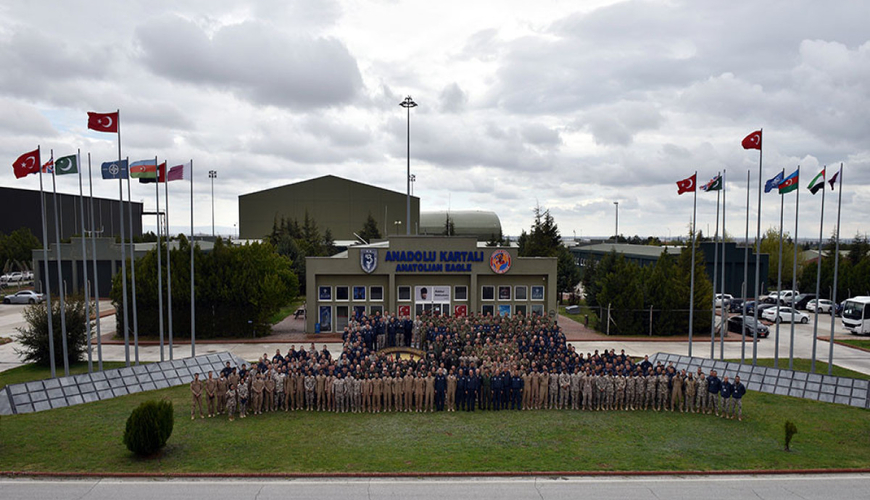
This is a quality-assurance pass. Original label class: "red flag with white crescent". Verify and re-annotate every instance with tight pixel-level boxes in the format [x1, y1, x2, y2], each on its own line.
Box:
[676, 174, 696, 195]
[87, 111, 119, 133]
[742, 130, 762, 150]
[12, 148, 41, 179]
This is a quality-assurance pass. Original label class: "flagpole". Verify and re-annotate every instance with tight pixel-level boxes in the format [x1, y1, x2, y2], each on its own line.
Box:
[742, 169, 750, 364]
[827, 164, 843, 375]
[87, 154, 103, 371]
[773, 168, 785, 369]
[789, 166, 800, 371]
[50, 151, 70, 376]
[76, 150, 92, 373]
[688, 171, 697, 357]
[156, 156, 165, 362]
[190, 159, 196, 358]
[38, 147, 57, 378]
[752, 128, 763, 366]
[811, 167, 826, 373]
[127, 176, 139, 364]
[165, 162, 174, 360]
[719, 169, 726, 360]
[710, 175, 720, 359]
[119, 160, 130, 367]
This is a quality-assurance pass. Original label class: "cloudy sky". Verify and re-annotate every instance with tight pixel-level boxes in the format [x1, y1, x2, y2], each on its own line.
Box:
[1, 0, 868, 241]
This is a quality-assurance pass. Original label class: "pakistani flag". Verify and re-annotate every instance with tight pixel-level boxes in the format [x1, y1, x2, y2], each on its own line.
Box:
[54, 155, 77, 175]
[701, 174, 722, 192]
[808, 168, 826, 195]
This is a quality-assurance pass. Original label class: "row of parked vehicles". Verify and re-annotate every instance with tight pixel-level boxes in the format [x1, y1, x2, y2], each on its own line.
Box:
[0, 271, 34, 287]
[716, 291, 870, 337]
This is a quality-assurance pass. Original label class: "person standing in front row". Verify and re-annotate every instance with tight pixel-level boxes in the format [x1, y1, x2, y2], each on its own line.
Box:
[190, 373, 204, 420]
[706, 369, 722, 416]
[226, 383, 237, 421]
[731, 376, 746, 421]
[720, 375, 733, 419]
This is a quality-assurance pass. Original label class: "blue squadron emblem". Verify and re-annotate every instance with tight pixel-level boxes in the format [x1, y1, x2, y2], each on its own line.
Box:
[360, 249, 378, 274]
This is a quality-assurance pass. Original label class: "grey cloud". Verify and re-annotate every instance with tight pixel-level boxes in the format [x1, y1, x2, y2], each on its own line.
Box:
[439, 83, 468, 113]
[580, 101, 663, 146]
[135, 16, 363, 110]
[0, 100, 57, 137]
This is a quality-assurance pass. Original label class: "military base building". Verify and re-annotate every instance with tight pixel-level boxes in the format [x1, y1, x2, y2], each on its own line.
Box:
[305, 236, 557, 334]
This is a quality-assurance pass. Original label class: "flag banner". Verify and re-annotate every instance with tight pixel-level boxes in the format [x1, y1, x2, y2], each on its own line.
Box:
[764, 171, 784, 193]
[138, 162, 167, 183]
[42, 158, 54, 174]
[742, 130, 762, 150]
[101, 159, 128, 179]
[828, 167, 841, 190]
[130, 159, 158, 179]
[167, 162, 191, 181]
[676, 174, 696, 195]
[55, 155, 78, 175]
[12, 148, 40, 179]
[87, 111, 119, 133]
[701, 174, 722, 192]
[779, 169, 799, 194]
[808, 168, 826, 195]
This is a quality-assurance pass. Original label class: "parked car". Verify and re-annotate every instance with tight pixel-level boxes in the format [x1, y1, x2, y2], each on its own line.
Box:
[756, 303, 778, 317]
[727, 315, 770, 338]
[765, 290, 798, 305]
[807, 299, 834, 314]
[728, 298, 746, 313]
[7, 272, 23, 283]
[762, 306, 809, 324]
[715, 294, 733, 308]
[2, 290, 45, 304]
[792, 293, 818, 310]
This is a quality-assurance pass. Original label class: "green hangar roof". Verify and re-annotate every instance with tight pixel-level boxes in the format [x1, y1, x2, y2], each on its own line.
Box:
[419, 210, 502, 240]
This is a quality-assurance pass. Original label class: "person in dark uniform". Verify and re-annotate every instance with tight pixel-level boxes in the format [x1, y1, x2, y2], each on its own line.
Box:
[510, 370, 524, 410]
[706, 369, 722, 416]
[434, 368, 447, 411]
[466, 369, 480, 412]
[491, 371, 503, 411]
[720, 375, 733, 419]
[457, 370, 468, 411]
[732, 375, 746, 421]
[403, 316, 413, 347]
[387, 317, 398, 348]
[480, 368, 492, 411]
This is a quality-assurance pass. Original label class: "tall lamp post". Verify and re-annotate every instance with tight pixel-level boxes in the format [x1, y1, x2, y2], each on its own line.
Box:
[400, 96, 417, 235]
[208, 170, 217, 237]
[409, 174, 416, 196]
[613, 201, 619, 240]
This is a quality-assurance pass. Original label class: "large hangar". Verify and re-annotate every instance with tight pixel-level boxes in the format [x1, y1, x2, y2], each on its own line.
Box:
[238, 175, 420, 241]
[419, 210, 502, 241]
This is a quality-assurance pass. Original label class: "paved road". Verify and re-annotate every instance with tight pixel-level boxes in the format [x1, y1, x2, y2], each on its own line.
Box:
[1, 475, 869, 499]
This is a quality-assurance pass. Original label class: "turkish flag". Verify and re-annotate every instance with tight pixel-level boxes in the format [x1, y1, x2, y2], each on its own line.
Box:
[742, 130, 762, 150]
[676, 174, 696, 195]
[12, 148, 40, 179]
[87, 111, 119, 133]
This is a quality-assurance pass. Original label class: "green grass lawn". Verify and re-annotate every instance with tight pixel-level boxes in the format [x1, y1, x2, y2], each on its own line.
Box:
[1, 362, 869, 474]
[835, 338, 870, 351]
[559, 304, 600, 329]
[269, 296, 306, 325]
[725, 358, 870, 381]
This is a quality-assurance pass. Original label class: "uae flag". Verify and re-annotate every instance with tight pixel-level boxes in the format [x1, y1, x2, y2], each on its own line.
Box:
[676, 174, 696, 194]
[87, 111, 119, 133]
[701, 174, 722, 192]
[808, 168, 826, 195]
[54, 155, 78, 175]
[778, 169, 799, 194]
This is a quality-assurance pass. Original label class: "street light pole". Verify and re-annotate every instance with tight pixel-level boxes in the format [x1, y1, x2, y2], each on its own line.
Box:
[613, 201, 619, 240]
[208, 170, 217, 237]
[410, 174, 416, 196]
[400, 96, 417, 236]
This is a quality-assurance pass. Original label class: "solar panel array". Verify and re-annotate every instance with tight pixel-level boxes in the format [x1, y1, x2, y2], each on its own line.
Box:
[0, 352, 246, 416]
[649, 352, 870, 409]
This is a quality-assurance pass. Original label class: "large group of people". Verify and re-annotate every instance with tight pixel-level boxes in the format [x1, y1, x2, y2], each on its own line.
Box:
[190, 310, 747, 422]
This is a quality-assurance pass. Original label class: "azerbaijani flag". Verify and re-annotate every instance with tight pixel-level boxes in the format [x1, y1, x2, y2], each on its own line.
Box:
[129, 159, 157, 179]
[778, 169, 799, 194]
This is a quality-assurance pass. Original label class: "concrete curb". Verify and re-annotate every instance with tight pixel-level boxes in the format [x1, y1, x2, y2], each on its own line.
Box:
[2, 468, 870, 479]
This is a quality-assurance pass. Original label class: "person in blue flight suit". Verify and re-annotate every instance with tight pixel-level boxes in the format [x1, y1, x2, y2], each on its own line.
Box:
[466, 369, 480, 412]
[510, 370, 524, 410]
[706, 369, 722, 416]
[434, 369, 447, 411]
[491, 371, 503, 411]
[387, 317, 398, 348]
[363, 327, 374, 351]
[731, 375, 746, 421]
[374, 316, 385, 350]
[403, 317, 413, 347]
[457, 369, 467, 411]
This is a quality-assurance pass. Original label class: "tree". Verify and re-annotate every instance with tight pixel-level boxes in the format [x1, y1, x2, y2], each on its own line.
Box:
[358, 212, 382, 242]
[0, 227, 41, 271]
[594, 253, 644, 334]
[677, 239, 714, 334]
[759, 228, 799, 289]
[15, 295, 91, 366]
[848, 232, 869, 265]
[441, 213, 456, 236]
[486, 229, 509, 247]
[556, 246, 581, 297]
[518, 205, 561, 257]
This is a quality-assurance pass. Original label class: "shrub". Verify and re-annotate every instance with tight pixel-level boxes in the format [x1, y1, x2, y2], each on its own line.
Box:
[784, 420, 798, 451]
[14, 295, 90, 367]
[123, 399, 174, 456]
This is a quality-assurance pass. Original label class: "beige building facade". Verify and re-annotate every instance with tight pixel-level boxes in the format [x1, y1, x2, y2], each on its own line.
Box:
[305, 236, 557, 333]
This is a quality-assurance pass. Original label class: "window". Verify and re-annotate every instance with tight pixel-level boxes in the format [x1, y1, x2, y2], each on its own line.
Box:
[335, 286, 349, 301]
[371, 286, 384, 301]
[319, 306, 332, 332]
[336, 306, 349, 332]
[353, 286, 366, 301]
[318, 286, 332, 301]
[482, 286, 494, 301]
[515, 304, 528, 316]
[514, 286, 528, 301]
[370, 305, 384, 317]
[498, 285, 511, 301]
[454, 285, 468, 301]
[482, 304, 495, 316]
[498, 304, 511, 316]
[531, 304, 544, 317]
[398, 286, 411, 301]
[531, 286, 545, 301]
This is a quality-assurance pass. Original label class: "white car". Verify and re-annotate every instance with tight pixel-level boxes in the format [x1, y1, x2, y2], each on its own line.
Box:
[3, 290, 45, 304]
[715, 294, 733, 307]
[807, 299, 834, 314]
[762, 306, 809, 324]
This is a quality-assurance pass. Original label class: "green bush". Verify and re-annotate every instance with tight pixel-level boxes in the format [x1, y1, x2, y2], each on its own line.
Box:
[14, 295, 90, 367]
[784, 420, 798, 451]
[123, 400, 174, 456]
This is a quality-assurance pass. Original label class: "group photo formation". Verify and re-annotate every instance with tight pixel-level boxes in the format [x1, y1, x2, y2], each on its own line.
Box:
[191, 310, 747, 422]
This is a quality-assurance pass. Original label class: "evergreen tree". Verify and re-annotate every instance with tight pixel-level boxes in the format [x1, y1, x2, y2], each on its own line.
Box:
[358, 212, 382, 242]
